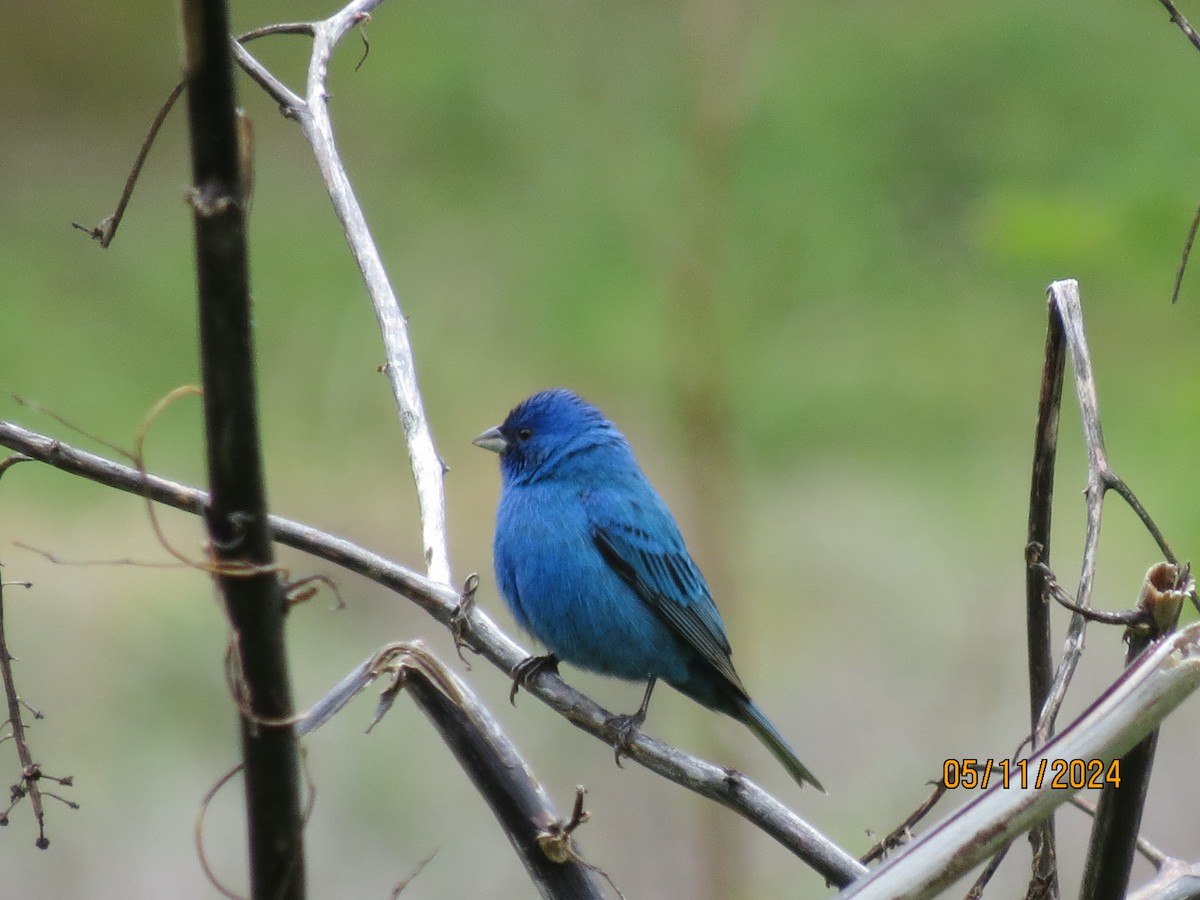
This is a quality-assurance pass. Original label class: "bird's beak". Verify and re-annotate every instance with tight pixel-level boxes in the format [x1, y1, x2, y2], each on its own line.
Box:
[472, 426, 508, 454]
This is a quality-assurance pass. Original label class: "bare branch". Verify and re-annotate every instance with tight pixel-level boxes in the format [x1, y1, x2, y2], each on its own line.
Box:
[1033, 281, 1174, 743]
[1017, 279, 1178, 894]
[305, 642, 610, 899]
[1157, 0, 1200, 53]
[836, 623, 1200, 898]
[0, 577, 67, 849]
[1022, 285, 1068, 894]
[1170, 199, 1200, 304]
[179, 0, 305, 893]
[300, 2, 452, 586]
[225, 1, 452, 587]
[72, 81, 186, 248]
[231, 41, 304, 112]
[859, 781, 947, 866]
[0, 421, 865, 887]
[79, 0, 455, 592]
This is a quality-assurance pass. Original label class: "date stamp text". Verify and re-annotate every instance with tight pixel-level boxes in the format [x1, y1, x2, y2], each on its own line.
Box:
[942, 758, 1121, 790]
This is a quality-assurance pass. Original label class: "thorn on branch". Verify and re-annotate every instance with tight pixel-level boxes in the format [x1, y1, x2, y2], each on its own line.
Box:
[354, 13, 372, 71]
[20, 700, 43, 720]
[283, 573, 344, 612]
[536, 785, 591, 864]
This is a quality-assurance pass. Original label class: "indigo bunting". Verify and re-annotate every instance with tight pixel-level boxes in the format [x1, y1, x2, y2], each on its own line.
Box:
[475, 388, 823, 791]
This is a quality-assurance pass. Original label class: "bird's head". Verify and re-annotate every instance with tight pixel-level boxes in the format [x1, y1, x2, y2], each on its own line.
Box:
[474, 388, 629, 484]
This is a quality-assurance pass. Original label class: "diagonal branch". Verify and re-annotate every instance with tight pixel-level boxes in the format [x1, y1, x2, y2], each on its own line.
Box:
[836, 623, 1200, 898]
[299, 643, 610, 899]
[0, 420, 866, 888]
[1157, 0, 1200, 53]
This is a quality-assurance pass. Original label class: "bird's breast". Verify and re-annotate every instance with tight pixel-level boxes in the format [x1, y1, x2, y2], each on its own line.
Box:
[493, 485, 687, 682]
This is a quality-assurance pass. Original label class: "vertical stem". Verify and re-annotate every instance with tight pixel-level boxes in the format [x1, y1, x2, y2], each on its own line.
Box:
[1023, 299, 1066, 896]
[1026, 302, 1065, 730]
[180, 1, 306, 896]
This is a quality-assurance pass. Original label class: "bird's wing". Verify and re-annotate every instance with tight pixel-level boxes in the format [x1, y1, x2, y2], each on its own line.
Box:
[587, 494, 748, 696]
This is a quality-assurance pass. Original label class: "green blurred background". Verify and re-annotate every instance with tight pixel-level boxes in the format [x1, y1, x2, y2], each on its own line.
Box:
[4, 0, 1200, 896]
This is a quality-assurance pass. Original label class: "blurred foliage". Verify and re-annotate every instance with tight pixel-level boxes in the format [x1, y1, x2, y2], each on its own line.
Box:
[3, 0, 1200, 897]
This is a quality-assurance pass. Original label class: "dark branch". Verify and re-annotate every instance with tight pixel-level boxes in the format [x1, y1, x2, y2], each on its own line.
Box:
[1021, 288, 1067, 895]
[179, 0, 305, 895]
[1158, 0, 1200, 53]
[364, 644, 608, 898]
[1080, 562, 1189, 900]
[71, 80, 185, 248]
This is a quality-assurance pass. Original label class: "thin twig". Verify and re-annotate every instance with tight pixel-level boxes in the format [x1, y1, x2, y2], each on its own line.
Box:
[0, 577, 52, 848]
[72, 81, 186, 248]
[1033, 560, 1145, 626]
[1158, 0, 1200, 53]
[1070, 791, 1169, 868]
[1034, 283, 1176, 740]
[300, 0, 452, 586]
[964, 844, 1010, 899]
[1101, 471, 1175, 564]
[74, 24, 311, 250]
[1169, 199, 1200, 304]
[859, 781, 948, 866]
[231, 40, 304, 112]
[0, 457, 66, 848]
[1159, 0, 1200, 304]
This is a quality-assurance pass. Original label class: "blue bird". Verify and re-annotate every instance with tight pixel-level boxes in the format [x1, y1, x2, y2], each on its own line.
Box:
[474, 388, 823, 791]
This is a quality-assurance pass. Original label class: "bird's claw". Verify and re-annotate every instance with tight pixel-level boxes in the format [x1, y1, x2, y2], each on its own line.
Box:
[604, 711, 646, 768]
[510, 653, 559, 705]
[448, 574, 480, 666]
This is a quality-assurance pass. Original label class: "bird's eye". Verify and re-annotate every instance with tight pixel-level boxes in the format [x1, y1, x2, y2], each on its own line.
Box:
[516, 427, 533, 441]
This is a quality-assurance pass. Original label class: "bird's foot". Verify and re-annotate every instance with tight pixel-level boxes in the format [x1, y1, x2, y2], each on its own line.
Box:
[510, 653, 559, 705]
[448, 574, 480, 666]
[603, 710, 646, 768]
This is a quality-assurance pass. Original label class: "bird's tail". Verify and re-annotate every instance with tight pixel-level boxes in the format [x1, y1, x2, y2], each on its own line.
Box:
[739, 699, 825, 793]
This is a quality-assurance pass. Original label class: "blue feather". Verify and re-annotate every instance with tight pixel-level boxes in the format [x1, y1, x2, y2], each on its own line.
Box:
[475, 388, 823, 791]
